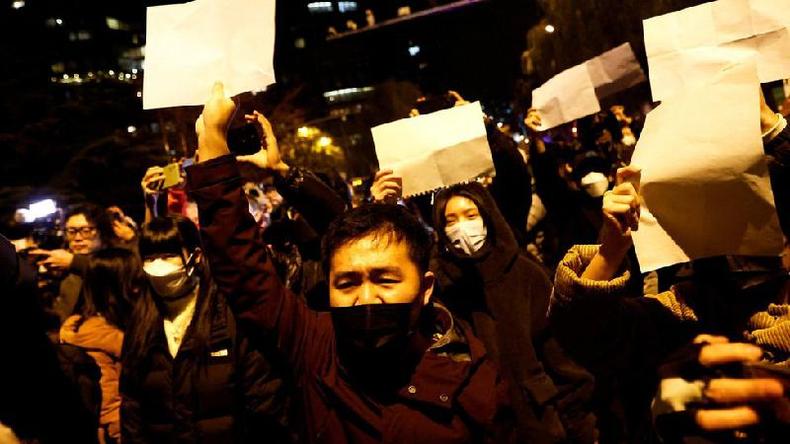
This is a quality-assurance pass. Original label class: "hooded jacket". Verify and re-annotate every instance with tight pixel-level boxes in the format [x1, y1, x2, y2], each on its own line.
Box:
[432, 183, 596, 444]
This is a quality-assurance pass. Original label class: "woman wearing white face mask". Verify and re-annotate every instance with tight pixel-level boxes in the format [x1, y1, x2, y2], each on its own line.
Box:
[120, 216, 292, 444]
[431, 183, 597, 444]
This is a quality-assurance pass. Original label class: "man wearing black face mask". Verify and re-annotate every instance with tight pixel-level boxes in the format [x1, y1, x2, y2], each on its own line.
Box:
[186, 83, 511, 443]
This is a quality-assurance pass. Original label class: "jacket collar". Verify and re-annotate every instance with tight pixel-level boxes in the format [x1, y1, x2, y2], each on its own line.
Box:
[318, 303, 491, 415]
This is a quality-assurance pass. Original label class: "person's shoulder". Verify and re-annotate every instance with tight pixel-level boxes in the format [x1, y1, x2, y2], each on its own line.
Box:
[515, 252, 551, 281]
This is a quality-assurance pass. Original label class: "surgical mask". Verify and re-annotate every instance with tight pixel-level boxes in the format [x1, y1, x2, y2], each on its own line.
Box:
[445, 219, 487, 255]
[580, 172, 609, 198]
[622, 134, 637, 147]
[143, 256, 198, 300]
[331, 303, 417, 388]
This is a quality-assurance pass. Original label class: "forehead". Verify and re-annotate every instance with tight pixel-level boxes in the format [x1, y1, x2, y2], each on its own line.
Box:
[66, 214, 90, 227]
[143, 253, 182, 263]
[330, 234, 417, 273]
[444, 195, 478, 214]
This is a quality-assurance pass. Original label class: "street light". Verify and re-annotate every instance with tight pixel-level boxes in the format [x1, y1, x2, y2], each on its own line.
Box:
[544, 24, 555, 33]
[11, 1, 25, 9]
[318, 136, 332, 147]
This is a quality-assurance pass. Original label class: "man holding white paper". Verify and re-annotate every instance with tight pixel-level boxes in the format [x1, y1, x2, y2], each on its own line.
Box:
[548, 64, 790, 440]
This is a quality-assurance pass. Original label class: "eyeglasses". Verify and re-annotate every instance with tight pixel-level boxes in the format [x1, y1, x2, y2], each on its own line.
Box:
[65, 226, 97, 238]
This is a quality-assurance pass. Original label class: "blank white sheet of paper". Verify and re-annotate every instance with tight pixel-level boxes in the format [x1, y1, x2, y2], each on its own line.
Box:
[143, 0, 276, 110]
[372, 102, 494, 197]
[630, 63, 783, 272]
[644, 0, 790, 101]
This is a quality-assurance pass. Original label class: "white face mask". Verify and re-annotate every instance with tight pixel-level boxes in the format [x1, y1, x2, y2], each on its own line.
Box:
[580, 172, 609, 198]
[143, 257, 196, 300]
[445, 219, 488, 256]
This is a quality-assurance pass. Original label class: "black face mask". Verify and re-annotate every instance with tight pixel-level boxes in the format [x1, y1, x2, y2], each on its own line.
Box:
[331, 303, 420, 390]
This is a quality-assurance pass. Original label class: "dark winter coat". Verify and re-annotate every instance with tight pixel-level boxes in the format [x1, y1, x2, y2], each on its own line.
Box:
[187, 155, 512, 444]
[0, 235, 99, 444]
[120, 292, 290, 444]
[432, 182, 596, 444]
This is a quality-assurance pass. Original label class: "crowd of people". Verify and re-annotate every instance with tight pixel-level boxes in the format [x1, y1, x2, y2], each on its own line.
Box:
[1, 78, 789, 444]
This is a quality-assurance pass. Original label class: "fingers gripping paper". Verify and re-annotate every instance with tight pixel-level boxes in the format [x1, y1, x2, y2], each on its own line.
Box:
[143, 0, 276, 110]
[630, 63, 783, 272]
[644, 0, 790, 101]
[372, 102, 494, 197]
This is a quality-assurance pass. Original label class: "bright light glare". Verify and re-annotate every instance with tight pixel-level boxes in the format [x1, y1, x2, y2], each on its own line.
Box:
[12, 1, 25, 9]
[318, 136, 332, 147]
[408, 45, 421, 56]
[544, 24, 555, 33]
[127, 125, 137, 134]
[55, 18, 63, 25]
[28, 199, 57, 219]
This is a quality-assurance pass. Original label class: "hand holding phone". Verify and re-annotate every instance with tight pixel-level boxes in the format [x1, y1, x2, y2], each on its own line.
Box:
[141, 166, 166, 195]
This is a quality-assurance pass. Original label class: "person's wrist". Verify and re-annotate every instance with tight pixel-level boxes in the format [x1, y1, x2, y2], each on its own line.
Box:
[599, 238, 631, 263]
[199, 131, 230, 161]
[761, 110, 780, 134]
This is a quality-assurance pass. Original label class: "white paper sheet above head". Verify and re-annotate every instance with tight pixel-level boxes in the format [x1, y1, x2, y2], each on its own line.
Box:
[643, 0, 790, 101]
[629, 62, 784, 272]
[532, 64, 601, 130]
[586, 43, 648, 100]
[143, 0, 276, 110]
[372, 102, 494, 197]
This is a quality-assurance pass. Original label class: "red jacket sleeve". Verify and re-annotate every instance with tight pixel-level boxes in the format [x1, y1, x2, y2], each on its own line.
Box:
[186, 155, 333, 377]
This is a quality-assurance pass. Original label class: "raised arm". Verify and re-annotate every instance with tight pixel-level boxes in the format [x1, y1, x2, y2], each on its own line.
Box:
[188, 83, 330, 373]
[238, 111, 346, 235]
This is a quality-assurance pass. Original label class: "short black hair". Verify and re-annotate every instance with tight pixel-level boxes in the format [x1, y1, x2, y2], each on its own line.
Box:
[322, 204, 433, 274]
[65, 203, 113, 246]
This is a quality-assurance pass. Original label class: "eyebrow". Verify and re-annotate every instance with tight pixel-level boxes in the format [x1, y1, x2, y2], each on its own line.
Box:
[332, 266, 403, 277]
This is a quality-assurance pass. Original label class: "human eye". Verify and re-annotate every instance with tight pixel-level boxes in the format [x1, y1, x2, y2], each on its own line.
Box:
[333, 275, 359, 290]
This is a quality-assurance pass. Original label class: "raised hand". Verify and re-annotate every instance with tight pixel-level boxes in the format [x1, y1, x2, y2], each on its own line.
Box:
[141, 166, 166, 196]
[600, 165, 641, 253]
[370, 169, 403, 203]
[582, 165, 640, 280]
[196, 82, 237, 162]
[236, 111, 289, 174]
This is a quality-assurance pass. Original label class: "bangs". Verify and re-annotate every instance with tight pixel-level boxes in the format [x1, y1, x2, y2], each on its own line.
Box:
[139, 218, 186, 259]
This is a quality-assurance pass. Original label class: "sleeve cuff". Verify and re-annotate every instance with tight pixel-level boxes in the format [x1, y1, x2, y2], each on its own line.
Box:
[552, 245, 631, 308]
[763, 114, 787, 142]
[186, 154, 240, 191]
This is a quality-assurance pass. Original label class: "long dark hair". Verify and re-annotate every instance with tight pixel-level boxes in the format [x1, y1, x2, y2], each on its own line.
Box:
[75, 248, 143, 331]
[124, 216, 216, 370]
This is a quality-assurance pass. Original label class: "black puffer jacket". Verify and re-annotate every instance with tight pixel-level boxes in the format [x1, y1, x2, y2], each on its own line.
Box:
[432, 183, 596, 444]
[120, 291, 291, 444]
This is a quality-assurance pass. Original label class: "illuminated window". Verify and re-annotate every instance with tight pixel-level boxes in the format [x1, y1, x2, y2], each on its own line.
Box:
[338, 1, 357, 13]
[307, 2, 332, 13]
[106, 17, 130, 31]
